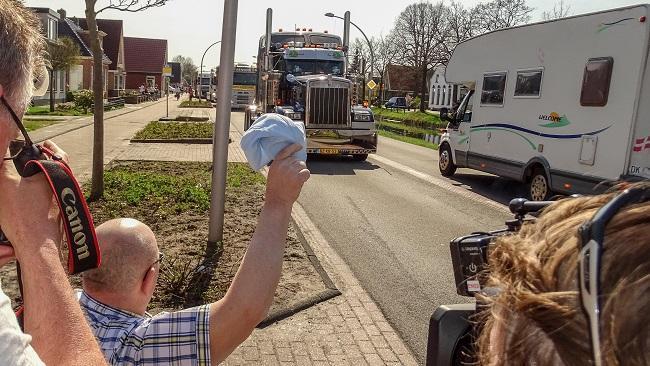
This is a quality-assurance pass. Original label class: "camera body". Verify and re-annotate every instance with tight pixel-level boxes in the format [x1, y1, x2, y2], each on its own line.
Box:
[426, 198, 552, 365]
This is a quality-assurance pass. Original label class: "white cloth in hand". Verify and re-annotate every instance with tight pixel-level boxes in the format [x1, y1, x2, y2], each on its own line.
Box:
[240, 113, 307, 170]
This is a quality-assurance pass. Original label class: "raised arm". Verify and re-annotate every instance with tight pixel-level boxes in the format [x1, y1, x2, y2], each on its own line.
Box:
[209, 144, 310, 363]
[0, 141, 107, 366]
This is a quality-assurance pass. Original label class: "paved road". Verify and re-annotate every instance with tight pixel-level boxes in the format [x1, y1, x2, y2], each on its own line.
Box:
[232, 114, 526, 363]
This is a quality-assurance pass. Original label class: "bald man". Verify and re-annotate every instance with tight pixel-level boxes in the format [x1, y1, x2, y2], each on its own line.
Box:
[79, 144, 310, 365]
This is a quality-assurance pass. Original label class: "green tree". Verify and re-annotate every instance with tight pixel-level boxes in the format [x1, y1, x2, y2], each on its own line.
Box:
[46, 37, 80, 112]
[84, 0, 170, 200]
[172, 55, 198, 85]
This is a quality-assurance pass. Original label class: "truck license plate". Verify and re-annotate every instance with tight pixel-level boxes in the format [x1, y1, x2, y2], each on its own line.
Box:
[320, 149, 339, 154]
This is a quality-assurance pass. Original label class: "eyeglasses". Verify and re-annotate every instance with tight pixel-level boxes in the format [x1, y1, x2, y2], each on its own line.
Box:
[152, 252, 164, 266]
[578, 186, 649, 366]
[1, 96, 34, 160]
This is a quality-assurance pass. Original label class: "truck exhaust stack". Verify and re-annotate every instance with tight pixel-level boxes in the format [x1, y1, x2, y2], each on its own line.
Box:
[343, 11, 350, 52]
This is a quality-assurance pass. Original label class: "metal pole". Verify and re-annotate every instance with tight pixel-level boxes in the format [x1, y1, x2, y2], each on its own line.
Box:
[200, 40, 221, 102]
[166, 76, 169, 117]
[327, 14, 375, 100]
[208, 0, 237, 245]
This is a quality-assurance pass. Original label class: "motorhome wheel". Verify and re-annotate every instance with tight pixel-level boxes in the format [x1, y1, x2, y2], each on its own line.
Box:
[439, 144, 457, 177]
[529, 169, 551, 201]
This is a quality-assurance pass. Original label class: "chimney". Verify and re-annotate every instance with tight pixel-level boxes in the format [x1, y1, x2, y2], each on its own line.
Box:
[57, 8, 66, 20]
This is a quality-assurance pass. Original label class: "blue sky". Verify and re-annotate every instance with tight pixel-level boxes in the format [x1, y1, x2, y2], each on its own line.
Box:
[26, 0, 641, 70]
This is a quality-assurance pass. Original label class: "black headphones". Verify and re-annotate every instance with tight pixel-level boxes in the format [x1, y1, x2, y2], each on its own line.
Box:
[577, 183, 650, 366]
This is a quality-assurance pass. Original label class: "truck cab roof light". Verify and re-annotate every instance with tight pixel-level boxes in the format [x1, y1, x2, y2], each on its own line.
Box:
[302, 28, 307, 31]
[296, 28, 300, 31]
[324, 30, 328, 33]
[308, 28, 312, 31]
[278, 28, 283, 32]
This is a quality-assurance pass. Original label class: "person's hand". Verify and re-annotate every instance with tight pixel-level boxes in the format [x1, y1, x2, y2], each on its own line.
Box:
[265, 144, 310, 210]
[0, 140, 68, 260]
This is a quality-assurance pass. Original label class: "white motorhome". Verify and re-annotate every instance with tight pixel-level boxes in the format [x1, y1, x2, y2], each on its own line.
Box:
[439, 4, 650, 200]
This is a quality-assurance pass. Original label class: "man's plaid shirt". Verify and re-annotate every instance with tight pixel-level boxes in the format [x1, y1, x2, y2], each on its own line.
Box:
[78, 291, 211, 365]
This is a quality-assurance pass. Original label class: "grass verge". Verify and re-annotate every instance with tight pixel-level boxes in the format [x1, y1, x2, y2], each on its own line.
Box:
[24, 119, 60, 131]
[133, 121, 214, 140]
[372, 107, 442, 128]
[180, 100, 212, 108]
[26, 105, 89, 116]
[377, 120, 438, 136]
[83, 161, 326, 314]
[378, 130, 439, 150]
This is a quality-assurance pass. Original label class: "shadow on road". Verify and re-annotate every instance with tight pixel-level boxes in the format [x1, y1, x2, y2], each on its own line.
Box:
[445, 171, 529, 206]
[306, 155, 381, 176]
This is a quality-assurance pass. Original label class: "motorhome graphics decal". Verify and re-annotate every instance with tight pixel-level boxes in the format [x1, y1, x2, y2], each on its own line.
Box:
[597, 18, 633, 33]
[463, 123, 612, 150]
[633, 136, 650, 152]
[538, 112, 571, 128]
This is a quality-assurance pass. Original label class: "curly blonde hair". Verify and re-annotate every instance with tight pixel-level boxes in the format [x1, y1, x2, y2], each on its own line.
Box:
[478, 182, 650, 366]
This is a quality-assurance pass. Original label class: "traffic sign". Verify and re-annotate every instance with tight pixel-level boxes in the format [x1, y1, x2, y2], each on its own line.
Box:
[162, 66, 172, 77]
[367, 79, 377, 90]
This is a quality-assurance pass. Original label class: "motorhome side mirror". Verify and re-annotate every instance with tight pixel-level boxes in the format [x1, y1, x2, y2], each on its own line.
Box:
[286, 74, 297, 83]
[440, 108, 450, 122]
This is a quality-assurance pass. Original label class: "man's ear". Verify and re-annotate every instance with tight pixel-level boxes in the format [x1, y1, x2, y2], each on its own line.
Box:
[141, 266, 157, 296]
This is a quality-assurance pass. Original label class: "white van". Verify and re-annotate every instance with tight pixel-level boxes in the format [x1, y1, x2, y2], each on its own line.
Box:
[439, 4, 650, 200]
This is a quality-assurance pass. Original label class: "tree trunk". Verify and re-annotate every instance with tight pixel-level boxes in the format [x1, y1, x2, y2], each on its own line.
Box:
[379, 71, 385, 105]
[86, 5, 105, 200]
[49, 69, 55, 112]
[419, 66, 427, 112]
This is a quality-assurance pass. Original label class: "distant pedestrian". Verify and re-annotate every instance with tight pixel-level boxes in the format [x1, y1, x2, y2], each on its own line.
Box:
[189, 87, 194, 101]
[139, 84, 145, 95]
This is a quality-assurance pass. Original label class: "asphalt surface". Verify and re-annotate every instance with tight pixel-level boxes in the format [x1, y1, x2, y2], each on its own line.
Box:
[232, 114, 527, 362]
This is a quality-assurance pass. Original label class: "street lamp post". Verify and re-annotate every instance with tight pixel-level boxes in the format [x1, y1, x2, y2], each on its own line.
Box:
[199, 40, 221, 102]
[325, 12, 374, 102]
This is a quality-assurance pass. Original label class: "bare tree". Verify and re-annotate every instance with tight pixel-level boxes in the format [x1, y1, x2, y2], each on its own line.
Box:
[474, 0, 533, 33]
[172, 55, 198, 85]
[373, 34, 399, 104]
[392, 1, 448, 112]
[542, 0, 571, 20]
[46, 37, 80, 111]
[85, 0, 170, 200]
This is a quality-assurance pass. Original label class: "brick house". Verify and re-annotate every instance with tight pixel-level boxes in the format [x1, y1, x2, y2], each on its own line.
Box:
[124, 37, 168, 91]
[78, 19, 126, 97]
[30, 8, 67, 105]
[56, 10, 111, 96]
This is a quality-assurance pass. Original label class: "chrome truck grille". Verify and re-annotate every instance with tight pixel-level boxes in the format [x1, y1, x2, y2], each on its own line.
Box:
[306, 78, 351, 127]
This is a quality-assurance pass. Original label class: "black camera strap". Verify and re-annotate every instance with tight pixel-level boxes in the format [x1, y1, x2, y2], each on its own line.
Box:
[0, 146, 101, 328]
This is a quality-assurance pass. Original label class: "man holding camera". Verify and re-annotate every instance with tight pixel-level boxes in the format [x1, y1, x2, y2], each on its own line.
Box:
[0, 1, 107, 364]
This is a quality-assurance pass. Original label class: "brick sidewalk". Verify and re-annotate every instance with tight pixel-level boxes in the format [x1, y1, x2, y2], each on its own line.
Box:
[117, 126, 419, 366]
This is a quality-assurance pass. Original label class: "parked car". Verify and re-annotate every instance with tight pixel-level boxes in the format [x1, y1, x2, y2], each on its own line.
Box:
[385, 96, 408, 110]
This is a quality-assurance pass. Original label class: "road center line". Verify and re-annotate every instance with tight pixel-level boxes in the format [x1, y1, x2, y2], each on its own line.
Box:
[369, 154, 509, 213]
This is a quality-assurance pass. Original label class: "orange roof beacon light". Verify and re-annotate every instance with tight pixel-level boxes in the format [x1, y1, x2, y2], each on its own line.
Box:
[278, 28, 283, 32]
[302, 28, 307, 31]
[324, 30, 328, 33]
[363, 100, 369, 108]
[308, 28, 313, 31]
[296, 28, 300, 31]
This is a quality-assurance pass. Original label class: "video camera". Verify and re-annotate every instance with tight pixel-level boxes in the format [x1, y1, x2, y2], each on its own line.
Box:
[426, 198, 553, 366]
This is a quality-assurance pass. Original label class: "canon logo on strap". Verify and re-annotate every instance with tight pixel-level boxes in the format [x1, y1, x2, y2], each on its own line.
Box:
[61, 187, 90, 260]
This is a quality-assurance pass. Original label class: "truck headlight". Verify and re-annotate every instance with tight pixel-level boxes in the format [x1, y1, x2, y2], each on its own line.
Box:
[353, 113, 372, 122]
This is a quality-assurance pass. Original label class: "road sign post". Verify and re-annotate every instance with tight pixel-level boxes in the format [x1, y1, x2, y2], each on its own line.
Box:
[163, 66, 172, 118]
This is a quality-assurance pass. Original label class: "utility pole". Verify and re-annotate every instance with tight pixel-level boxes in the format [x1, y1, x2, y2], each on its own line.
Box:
[208, 0, 238, 245]
[361, 58, 366, 103]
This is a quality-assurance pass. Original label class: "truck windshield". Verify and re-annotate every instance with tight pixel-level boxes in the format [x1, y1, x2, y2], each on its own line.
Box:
[285, 60, 344, 76]
[200, 78, 211, 85]
[233, 72, 257, 85]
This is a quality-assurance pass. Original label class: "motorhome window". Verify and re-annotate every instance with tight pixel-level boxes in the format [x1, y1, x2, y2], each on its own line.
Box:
[514, 69, 543, 97]
[580, 57, 613, 106]
[480, 73, 506, 105]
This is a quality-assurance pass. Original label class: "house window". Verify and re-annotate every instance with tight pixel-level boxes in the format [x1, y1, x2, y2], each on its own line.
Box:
[514, 68, 543, 98]
[146, 76, 156, 88]
[580, 57, 613, 107]
[58, 71, 65, 92]
[435, 74, 439, 83]
[480, 72, 507, 106]
[47, 18, 58, 40]
[436, 85, 441, 105]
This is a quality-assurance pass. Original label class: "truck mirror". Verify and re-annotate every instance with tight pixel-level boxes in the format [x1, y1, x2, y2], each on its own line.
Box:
[286, 74, 297, 83]
[440, 108, 450, 122]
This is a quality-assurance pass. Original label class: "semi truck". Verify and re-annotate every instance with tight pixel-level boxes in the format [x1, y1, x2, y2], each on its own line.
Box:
[439, 4, 650, 200]
[197, 72, 213, 101]
[245, 8, 376, 161]
[232, 63, 256, 109]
